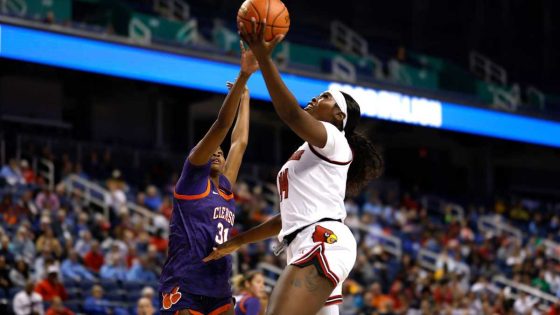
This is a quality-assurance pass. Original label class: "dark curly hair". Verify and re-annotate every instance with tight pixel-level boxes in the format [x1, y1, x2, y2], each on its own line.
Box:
[339, 91, 384, 197]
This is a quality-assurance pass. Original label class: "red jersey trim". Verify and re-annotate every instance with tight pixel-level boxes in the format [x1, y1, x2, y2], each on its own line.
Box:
[309, 145, 352, 165]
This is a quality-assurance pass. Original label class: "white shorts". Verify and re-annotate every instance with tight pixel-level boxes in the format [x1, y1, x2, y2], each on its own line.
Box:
[285, 220, 357, 307]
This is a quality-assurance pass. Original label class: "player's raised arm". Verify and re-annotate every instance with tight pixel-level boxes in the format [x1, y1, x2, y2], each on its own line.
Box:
[223, 82, 251, 185]
[239, 19, 329, 149]
[188, 42, 259, 166]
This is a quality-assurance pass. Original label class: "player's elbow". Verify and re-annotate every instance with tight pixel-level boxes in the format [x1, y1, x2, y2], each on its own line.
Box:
[233, 140, 249, 149]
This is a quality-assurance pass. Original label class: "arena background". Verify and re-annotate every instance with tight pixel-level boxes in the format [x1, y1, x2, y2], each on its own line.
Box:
[0, 0, 559, 314]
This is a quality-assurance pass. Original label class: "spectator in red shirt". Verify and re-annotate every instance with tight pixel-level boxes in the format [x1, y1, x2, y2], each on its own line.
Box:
[46, 296, 74, 315]
[149, 229, 168, 253]
[20, 160, 36, 184]
[549, 302, 560, 315]
[35, 265, 68, 302]
[83, 241, 104, 273]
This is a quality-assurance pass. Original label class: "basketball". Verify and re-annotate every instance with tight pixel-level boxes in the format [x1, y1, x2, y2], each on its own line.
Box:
[237, 0, 290, 41]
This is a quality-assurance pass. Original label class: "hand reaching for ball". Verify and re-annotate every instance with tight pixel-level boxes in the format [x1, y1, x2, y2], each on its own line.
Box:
[239, 18, 284, 61]
[239, 40, 259, 75]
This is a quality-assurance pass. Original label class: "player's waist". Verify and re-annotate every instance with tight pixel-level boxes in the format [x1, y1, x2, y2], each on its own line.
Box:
[283, 218, 342, 246]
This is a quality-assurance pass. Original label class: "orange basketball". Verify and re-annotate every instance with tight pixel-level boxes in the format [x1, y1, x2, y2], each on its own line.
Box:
[237, 0, 290, 42]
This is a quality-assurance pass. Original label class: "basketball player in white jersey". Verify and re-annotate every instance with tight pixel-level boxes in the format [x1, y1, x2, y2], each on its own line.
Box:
[204, 19, 383, 315]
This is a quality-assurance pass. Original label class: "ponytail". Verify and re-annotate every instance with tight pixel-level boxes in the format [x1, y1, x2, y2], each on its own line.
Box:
[339, 91, 384, 197]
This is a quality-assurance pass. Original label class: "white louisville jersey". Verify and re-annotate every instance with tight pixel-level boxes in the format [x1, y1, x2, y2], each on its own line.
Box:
[277, 121, 353, 241]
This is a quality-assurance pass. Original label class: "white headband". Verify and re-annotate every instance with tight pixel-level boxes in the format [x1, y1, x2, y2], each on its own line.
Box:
[328, 89, 348, 129]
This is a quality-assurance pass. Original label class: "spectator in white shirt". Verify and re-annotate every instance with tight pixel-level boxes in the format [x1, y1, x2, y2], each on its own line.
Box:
[13, 281, 44, 315]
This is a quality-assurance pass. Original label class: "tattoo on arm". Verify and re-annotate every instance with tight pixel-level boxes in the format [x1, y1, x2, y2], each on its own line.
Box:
[291, 278, 302, 288]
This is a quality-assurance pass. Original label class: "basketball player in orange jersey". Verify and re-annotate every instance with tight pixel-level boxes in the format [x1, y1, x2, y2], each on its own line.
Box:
[204, 19, 383, 315]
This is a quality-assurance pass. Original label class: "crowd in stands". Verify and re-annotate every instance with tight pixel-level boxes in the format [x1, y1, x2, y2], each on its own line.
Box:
[1, 148, 560, 315]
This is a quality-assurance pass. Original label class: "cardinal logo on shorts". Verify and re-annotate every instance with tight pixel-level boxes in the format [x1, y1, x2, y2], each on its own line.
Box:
[162, 286, 182, 310]
[312, 225, 338, 244]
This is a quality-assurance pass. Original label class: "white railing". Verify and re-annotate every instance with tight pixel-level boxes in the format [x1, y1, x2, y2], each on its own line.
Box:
[417, 248, 470, 278]
[330, 20, 368, 57]
[488, 83, 521, 112]
[492, 275, 558, 312]
[346, 220, 402, 258]
[65, 174, 110, 217]
[176, 19, 198, 44]
[64, 174, 159, 224]
[38, 158, 54, 191]
[331, 55, 357, 83]
[477, 215, 523, 241]
[1, 0, 27, 16]
[154, 0, 190, 21]
[469, 51, 507, 85]
[543, 239, 560, 262]
[128, 17, 152, 44]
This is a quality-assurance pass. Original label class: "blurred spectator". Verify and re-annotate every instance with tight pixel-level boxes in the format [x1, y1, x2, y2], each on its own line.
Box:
[99, 256, 127, 281]
[36, 227, 63, 258]
[60, 250, 96, 282]
[513, 291, 538, 315]
[0, 255, 12, 297]
[20, 159, 36, 184]
[10, 258, 32, 288]
[0, 158, 25, 186]
[83, 241, 104, 273]
[18, 190, 39, 218]
[83, 285, 111, 315]
[0, 235, 15, 265]
[159, 196, 173, 220]
[149, 229, 168, 253]
[144, 185, 162, 211]
[74, 230, 93, 258]
[46, 296, 74, 315]
[106, 173, 127, 213]
[140, 286, 160, 311]
[126, 257, 156, 282]
[35, 187, 60, 212]
[1, 194, 27, 226]
[137, 297, 155, 315]
[13, 280, 44, 315]
[34, 265, 68, 302]
[12, 227, 36, 264]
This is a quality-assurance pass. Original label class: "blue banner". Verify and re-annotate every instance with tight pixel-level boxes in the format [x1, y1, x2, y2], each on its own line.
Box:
[1, 24, 560, 148]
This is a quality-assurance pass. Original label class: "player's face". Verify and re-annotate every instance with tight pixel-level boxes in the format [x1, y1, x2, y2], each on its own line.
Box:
[210, 147, 226, 173]
[304, 92, 344, 127]
[248, 274, 266, 298]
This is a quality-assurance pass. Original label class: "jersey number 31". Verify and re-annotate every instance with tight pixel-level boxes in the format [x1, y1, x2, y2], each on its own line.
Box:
[215, 222, 229, 245]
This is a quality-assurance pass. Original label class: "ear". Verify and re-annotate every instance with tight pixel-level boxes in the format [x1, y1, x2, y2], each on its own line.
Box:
[333, 107, 346, 130]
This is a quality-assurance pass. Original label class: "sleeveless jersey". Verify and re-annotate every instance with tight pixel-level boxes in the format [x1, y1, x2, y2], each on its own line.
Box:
[159, 158, 236, 298]
[277, 122, 352, 241]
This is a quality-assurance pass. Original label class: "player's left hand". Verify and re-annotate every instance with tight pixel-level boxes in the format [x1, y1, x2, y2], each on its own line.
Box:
[239, 40, 259, 75]
[202, 240, 241, 262]
[239, 18, 284, 61]
[226, 81, 249, 96]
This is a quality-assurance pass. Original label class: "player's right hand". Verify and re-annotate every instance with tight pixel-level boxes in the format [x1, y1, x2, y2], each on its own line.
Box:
[202, 240, 241, 262]
[239, 18, 284, 61]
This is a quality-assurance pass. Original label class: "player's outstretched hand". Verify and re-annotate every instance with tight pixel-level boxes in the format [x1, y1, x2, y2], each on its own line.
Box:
[202, 239, 241, 262]
[226, 81, 249, 96]
[239, 18, 284, 61]
[239, 40, 259, 75]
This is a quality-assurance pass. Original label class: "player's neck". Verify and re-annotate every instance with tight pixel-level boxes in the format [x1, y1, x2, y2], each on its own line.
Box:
[210, 175, 220, 188]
